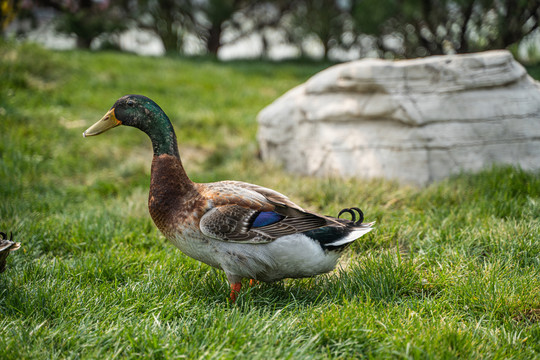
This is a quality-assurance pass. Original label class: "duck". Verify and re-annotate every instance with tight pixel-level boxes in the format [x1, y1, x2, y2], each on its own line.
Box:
[83, 95, 374, 302]
[0, 232, 20, 273]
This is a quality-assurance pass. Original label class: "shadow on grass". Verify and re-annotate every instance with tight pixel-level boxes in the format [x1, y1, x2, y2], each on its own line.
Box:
[188, 251, 432, 310]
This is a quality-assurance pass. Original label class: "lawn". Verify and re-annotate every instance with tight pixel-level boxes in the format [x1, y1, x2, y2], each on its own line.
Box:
[1, 41, 539, 359]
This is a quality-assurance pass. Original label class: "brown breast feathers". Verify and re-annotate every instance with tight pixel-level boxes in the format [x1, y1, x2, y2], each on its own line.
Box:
[148, 154, 206, 235]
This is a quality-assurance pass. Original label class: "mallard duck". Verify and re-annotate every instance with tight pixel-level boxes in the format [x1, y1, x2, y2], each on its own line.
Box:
[83, 95, 373, 302]
[0, 232, 20, 273]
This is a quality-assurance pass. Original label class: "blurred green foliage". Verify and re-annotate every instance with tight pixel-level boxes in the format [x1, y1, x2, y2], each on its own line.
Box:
[6, 0, 539, 60]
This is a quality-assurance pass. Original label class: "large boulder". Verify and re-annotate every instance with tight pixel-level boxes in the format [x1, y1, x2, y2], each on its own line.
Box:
[257, 50, 540, 186]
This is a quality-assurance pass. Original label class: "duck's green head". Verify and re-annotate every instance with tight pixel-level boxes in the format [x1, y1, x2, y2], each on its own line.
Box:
[83, 95, 179, 158]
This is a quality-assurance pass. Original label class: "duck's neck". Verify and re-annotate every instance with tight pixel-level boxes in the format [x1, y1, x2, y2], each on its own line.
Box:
[144, 115, 197, 231]
[144, 113, 180, 159]
[144, 114, 193, 195]
[149, 154, 196, 232]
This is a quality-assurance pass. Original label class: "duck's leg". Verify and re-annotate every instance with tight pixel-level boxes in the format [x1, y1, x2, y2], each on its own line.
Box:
[249, 279, 258, 286]
[227, 274, 242, 303]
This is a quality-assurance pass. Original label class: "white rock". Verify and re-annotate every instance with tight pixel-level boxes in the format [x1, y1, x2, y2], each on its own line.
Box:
[257, 50, 540, 186]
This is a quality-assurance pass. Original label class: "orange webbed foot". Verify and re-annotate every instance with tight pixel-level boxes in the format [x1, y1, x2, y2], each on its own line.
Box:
[229, 282, 242, 303]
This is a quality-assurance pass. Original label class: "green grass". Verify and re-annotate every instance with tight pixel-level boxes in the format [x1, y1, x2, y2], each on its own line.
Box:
[1, 41, 539, 359]
[526, 64, 540, 80]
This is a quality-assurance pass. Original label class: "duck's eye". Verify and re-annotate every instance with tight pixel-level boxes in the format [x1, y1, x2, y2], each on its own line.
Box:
[127, 100, 135, 107]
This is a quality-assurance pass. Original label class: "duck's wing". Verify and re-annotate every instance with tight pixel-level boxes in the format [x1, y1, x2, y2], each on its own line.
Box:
[197, 181, 337, 244]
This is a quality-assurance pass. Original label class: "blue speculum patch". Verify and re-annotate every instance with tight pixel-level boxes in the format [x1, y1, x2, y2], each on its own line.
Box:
[251, 211, 284, 228]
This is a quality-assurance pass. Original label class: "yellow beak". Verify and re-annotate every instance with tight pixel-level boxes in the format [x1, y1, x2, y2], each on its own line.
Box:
[82, 108, 121, 137]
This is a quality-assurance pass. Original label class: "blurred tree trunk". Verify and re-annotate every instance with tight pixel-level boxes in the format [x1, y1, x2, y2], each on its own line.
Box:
[206, 22, 223, 56]
[200, 0, 294, 57]
[200, 0, 239, 56]
[76, 36, 92, 49]
[156, 3, 182, 53]
[136, 0, 193, 54]
[286, 0, 344, 60]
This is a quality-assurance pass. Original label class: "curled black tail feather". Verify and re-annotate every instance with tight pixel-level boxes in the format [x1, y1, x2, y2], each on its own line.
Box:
[338, 207, 364, 225]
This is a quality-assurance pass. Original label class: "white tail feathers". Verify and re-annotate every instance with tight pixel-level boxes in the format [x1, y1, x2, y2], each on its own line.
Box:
[326, 222, 375, 247]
